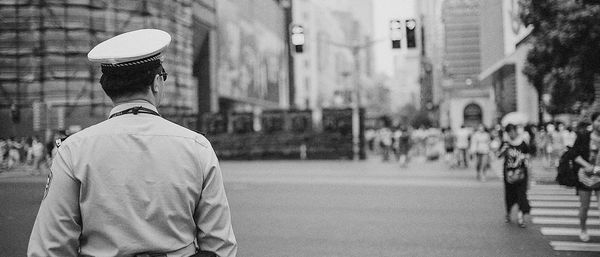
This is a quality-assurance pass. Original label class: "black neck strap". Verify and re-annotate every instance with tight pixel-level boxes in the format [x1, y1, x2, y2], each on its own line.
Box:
[108, 106, 161, 119]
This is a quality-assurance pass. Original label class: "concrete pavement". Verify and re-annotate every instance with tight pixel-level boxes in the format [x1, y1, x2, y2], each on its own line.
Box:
[0, 157, 584, 256]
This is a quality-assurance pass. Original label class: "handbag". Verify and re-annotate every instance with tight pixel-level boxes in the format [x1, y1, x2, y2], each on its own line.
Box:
[578, 167, 600, 189]
[506, 167, 526, 184]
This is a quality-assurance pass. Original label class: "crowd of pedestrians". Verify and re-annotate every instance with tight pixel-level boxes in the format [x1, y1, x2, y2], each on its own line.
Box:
[365, 118, 598, 231]
[0, 131, 67, 176]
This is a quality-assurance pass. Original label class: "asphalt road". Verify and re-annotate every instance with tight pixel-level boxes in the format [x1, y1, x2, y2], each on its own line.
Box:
[0, 159, 591, 256]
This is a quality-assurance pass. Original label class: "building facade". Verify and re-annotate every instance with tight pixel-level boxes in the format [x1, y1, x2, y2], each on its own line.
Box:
[291, 0, 374, 128]
[416, 0, 445, 123]
[440, 0, 495, 130]
[477, 0, 539, 125]
[0, 0, 290, 137]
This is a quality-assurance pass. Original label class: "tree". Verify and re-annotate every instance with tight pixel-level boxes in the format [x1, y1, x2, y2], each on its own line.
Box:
[519, 0, 600, 115]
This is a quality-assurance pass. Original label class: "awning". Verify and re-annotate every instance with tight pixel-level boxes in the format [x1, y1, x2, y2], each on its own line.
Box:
[478, 51, 519, 81]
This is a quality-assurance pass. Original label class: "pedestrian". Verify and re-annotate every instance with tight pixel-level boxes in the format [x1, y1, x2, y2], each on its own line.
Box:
[567, 112, 600, 242]
[378, 125, 393, 162]
[471, 125, 491, 181]
[28, 29, 237, 256]
[499, 123, 531, 228]
[547, 123, 563, 167]
[6, 137, 22, 169]
[442, 127, 456, 167]
[0, 137, 7, 169]
[30, 136, 46, 176]
[397, 126, 411, 167]
[455, 125, 471, 168]
[562, 126, 577, 150]
[365, 128, 376, 152]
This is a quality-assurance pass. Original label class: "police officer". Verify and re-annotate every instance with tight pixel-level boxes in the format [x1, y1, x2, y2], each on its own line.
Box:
[28, 29, 237, 257]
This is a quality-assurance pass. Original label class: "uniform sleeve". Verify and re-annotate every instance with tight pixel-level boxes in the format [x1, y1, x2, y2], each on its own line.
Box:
[28, 147, 81, 257]
[194, 148, 237, 257]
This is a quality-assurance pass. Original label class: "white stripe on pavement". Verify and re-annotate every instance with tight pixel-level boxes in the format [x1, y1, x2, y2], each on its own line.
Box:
[528, 195, 597, 201]
[531, 201, 581, 208]
[531, 184, 573, 189]
[550, 241, 600, 252]
[528, 190, 578, 196]
[532, 217, 599, 225]
[531, 209, 599, 216]
[541, 228, 600, 236]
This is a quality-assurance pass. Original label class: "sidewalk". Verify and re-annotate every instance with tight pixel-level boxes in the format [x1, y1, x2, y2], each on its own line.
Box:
[0, 164, 49, 180]
[0, 156, 556, 184]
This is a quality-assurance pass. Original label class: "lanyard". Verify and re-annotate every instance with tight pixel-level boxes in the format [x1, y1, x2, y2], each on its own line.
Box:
[108, 106, 160, 119]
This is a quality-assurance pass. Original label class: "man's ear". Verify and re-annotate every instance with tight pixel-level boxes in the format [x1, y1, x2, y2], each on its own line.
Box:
[151, 74, 161, 93]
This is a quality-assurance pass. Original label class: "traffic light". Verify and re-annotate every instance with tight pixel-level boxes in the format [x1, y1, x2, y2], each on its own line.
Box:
[405, 19, 416, 48]
[389, 19, 402, 49]
[291, 24, 305, 53]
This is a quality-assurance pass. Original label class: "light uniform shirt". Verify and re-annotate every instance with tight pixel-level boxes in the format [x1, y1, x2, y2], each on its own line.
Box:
[28, 101, 237, 257]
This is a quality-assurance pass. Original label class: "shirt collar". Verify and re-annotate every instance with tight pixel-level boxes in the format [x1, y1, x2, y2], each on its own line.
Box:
[108, 100, 159, 118]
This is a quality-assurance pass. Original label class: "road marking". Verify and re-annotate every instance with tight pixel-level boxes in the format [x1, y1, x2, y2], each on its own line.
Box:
[528, 195, 597, 201]
[531, 209, 599, 216]
[550, 241, 600, 252]
[533, 217, 599, 225]
[528, 189, 577, 196]
[531, 184, 573, 189]
[541, 227, 600, 236]
[531, 201, 584, 208]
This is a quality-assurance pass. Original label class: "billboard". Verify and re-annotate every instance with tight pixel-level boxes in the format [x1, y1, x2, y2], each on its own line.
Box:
[216, 0, 288, 106]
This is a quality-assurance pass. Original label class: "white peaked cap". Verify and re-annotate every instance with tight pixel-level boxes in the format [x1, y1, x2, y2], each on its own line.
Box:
[88, 29, 171, 66]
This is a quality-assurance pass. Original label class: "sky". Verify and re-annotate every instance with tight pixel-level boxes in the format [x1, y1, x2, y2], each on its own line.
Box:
[372, 0, 416, 77]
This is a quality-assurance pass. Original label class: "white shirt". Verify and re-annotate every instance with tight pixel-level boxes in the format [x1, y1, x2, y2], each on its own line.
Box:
[28, 101, 237, 257]
[455, 128, 471, 149]
[471, 131, 491, 154]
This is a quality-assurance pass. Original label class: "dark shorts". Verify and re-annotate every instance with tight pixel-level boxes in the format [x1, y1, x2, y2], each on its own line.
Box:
[445, 147, 454, 153]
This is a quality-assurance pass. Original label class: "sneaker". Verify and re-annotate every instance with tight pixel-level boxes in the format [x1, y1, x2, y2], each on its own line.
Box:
[580, 230, 590, 242]
[517, 212, 525, 228]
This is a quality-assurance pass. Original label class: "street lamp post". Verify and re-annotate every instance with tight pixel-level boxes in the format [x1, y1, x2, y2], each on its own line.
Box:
[327, 39, 386, 160]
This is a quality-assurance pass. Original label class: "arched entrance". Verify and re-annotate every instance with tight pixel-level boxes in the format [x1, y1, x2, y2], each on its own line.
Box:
[463, 103, 483, 128]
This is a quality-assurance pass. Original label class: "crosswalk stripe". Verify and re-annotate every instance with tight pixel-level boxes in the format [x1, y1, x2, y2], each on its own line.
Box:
[531, 184, 571, 189]
[533, 217, 599, 225]
[550, 241, 600, 252]
[531, 201, 581, 208]
[541, 227, 600, 236]
[531, 209, 599, 216]
[529, 190, 577, 196]
[528, 195, 597, 201]
[527, 181, 600, 252]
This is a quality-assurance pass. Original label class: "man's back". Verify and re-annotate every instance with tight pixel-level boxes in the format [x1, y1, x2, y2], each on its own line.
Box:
[28, 107, 236, 257]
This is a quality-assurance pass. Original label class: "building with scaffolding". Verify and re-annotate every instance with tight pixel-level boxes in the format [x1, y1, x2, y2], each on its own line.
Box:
[0, 0, 290, 137]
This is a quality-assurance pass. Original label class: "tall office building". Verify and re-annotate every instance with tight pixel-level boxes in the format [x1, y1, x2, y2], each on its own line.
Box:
[440, 0, 494, 129]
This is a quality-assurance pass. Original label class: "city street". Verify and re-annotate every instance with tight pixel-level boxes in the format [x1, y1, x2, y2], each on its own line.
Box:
[0, 158, 593, 256]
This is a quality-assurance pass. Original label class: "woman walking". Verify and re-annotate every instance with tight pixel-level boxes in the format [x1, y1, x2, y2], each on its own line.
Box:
[471, 125, 491, 181]
[499, 124, 531, 228]
[568, 112, 600, 242]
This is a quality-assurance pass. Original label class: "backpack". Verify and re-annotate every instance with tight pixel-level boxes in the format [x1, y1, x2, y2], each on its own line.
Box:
[556, 149, 578, 187]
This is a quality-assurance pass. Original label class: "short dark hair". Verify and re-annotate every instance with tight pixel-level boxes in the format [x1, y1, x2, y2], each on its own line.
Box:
[592, 112, 600, 123]
[505, 123, 517, 133]
[100, 60, 163, 99]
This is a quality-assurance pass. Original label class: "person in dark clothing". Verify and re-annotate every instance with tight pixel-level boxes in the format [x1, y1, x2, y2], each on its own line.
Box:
[499, 123, 531, 228]
[567, 112, 600, 242]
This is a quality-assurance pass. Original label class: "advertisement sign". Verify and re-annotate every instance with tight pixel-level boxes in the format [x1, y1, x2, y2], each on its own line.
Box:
[216, 0, 288, 105]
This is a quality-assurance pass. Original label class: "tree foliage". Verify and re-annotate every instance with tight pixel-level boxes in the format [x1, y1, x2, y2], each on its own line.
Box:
[519, 0, 600, 114]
